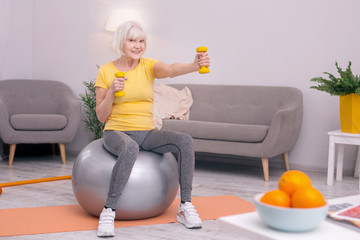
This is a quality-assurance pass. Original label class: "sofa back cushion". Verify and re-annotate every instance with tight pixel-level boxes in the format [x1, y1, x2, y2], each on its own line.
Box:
[0, 79, 74, 116]
[168, 84, 302, 126]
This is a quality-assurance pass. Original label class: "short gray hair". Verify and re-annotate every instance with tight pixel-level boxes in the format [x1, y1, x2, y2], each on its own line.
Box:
[112, 21, 147, 55]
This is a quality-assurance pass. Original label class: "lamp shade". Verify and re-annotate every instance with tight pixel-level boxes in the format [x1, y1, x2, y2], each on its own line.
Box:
[105, 9, 143, 32]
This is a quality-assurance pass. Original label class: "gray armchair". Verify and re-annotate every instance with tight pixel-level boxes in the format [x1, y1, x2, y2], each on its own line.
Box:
[0, 79, 81, 166]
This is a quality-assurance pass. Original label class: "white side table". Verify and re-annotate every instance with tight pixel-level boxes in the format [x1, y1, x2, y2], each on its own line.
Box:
[327, 130, 360, 189]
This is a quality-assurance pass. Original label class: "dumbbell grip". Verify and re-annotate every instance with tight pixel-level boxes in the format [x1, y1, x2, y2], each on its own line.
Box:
[114, 72, 125, 97]
[196, 47, 210, 74]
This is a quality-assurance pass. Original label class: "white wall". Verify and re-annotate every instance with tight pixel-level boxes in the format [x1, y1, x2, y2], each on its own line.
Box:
[2, 0, 33, 79]
[2, 0, 360, 173]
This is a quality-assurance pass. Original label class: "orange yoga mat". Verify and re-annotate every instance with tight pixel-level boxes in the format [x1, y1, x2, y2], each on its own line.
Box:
[0, 195, 255, 237]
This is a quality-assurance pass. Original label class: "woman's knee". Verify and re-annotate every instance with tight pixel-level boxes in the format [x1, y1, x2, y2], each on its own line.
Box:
[176, 133, 194, 150]
[103, 131, 123, 154]
[124, 140, 140, 156]
[103, 131, 139, 157]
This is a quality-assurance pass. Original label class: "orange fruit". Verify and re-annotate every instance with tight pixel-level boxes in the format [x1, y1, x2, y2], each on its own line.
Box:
[260, 190, 291, 207]
[278, 170, 312, 196]
[291, 186, 326, 208]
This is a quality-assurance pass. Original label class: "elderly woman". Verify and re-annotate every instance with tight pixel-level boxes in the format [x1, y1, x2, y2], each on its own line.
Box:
[95, 21, 210, 237]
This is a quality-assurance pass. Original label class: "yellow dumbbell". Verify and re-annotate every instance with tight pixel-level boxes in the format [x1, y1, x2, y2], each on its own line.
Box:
[114, 71, 125, 97]
[196, 46, 210, 74]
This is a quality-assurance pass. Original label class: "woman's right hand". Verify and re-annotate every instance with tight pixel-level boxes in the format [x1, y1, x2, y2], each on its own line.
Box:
[96, 75, 127, 123]
[110, 75, 127, 94]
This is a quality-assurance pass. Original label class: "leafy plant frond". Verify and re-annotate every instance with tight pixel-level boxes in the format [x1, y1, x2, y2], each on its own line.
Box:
[310, 61, 360, 96]
[79, 80, 105, 140]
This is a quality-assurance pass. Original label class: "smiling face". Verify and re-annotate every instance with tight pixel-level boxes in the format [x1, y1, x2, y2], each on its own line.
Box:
[112, 21, 147, 57]
[122, 37, 145, 60]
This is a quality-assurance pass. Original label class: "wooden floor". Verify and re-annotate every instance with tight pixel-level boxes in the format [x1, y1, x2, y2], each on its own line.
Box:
[0, 154, 359, 240]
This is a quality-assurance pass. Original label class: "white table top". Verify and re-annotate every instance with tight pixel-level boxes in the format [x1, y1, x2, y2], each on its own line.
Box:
[328, 129, 360, 137]
[219, 212, 359, 240]
[219, 195, 360, 240]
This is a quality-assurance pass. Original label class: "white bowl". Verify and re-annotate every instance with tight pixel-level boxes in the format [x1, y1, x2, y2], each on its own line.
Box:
[254, 193, 328, 232]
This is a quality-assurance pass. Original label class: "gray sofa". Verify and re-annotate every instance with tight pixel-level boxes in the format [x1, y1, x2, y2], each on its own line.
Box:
[161, 84, 303, 181]
[0, 79, 81, 165]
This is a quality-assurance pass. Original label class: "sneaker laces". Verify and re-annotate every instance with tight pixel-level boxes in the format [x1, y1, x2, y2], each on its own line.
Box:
[99, 210, 115, 225]
[182, 203, 199, 217]
[99, 215, 114, 225]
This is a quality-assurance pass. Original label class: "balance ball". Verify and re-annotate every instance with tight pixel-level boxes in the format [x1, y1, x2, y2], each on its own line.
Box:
[72, 139, 179, 220]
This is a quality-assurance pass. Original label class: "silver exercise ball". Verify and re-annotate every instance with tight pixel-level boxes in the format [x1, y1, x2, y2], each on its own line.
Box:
[72, 138, 179, 220]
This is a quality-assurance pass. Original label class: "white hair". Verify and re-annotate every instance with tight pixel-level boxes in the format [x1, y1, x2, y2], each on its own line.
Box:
[111, 21, 147, 55]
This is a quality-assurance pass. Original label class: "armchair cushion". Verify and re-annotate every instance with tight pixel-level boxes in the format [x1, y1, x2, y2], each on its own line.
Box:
[10, 114, 68, 131]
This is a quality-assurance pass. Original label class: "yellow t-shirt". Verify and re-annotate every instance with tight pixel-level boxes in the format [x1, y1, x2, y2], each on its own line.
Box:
[95, 57, 159, 131]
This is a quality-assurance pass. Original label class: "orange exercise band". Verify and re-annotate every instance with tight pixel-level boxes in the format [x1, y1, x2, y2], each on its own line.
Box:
[0, 175, 72, 188]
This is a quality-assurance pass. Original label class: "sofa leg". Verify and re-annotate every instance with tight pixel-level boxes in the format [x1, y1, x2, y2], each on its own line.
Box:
[58, 143, 66, 164]
[282, 152, 290, 171]
[9, 144, 16, 166]
[261, 157, 269, 182]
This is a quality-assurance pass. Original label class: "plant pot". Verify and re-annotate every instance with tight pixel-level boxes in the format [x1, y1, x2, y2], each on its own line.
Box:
[340, 93, 360, 133]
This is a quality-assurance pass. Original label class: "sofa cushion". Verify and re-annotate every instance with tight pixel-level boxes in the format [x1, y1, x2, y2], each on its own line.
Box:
[162, 120, 269, 143]
[10, 114, 68, 131]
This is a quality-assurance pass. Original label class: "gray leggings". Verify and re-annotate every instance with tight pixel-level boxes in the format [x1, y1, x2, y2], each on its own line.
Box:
[102, 129, 195, 209]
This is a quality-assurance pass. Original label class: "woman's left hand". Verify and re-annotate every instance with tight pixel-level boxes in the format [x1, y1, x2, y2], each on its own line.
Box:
[194, 51, 210, 70]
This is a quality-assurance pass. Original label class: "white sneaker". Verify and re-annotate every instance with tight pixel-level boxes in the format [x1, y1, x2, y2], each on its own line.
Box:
[176, 202, 202, 229]
[97, 208, 115, 237]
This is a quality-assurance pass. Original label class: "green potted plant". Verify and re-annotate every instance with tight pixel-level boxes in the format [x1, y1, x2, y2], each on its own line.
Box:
[79, 80, 105, 140]
[310, 61, 360, 133]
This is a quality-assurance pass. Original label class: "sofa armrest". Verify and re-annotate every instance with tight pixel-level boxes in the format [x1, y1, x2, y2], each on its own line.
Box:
[59, 96, 81, 142]
[261, 105, 303, 157]
[0, 99, 15, 143]
[61, 96, 81, 118]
